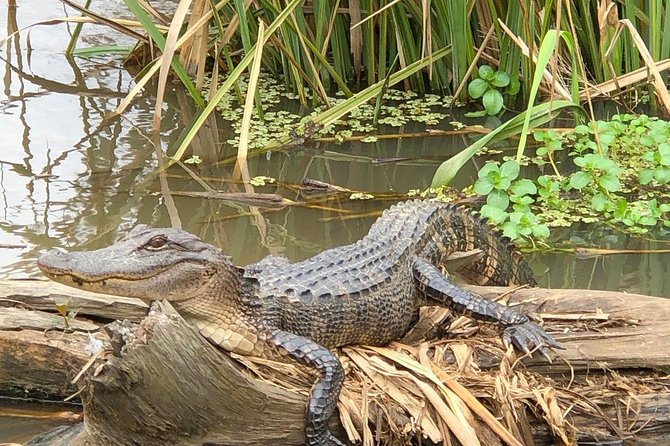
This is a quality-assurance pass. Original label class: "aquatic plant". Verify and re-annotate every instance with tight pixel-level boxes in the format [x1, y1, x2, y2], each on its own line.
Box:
[467, 114, 670, 244]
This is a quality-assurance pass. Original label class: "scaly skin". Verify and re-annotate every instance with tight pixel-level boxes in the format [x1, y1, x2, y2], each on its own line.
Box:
[37, 200, 560, 446]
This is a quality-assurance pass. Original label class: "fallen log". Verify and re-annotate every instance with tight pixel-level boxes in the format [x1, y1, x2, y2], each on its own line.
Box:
[0, 280, 668, 445]
[0, 279, 147, 322]
[0, 307, 108, 400]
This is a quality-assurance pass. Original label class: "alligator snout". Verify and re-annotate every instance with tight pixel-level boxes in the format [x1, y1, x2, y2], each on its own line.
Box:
[37, 248, 73, 272]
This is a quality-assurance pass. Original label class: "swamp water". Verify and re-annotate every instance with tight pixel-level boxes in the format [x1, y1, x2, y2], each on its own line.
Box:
[1, 0, 669, 443]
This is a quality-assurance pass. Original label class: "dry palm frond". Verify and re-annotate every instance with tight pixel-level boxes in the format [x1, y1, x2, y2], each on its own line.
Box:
[234, 308, 669, 445]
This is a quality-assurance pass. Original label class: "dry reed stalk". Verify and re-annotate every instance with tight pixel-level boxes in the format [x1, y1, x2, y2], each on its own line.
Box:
[579, 59, 670, 99]
[153, 0, 193, 133]
[496, 19, 572, 100]
[607, 19, 670, 115]
[236, 20, 265, 167]
[228, 307, 670, 446]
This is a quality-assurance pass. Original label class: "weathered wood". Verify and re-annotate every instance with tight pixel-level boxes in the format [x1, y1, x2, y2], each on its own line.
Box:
[26, 302, 331, 446]
[0, 279, 147, 321]
[0, 307, 109, 399]
[0, 280, 668, 445]
[170, 191, 290, 208]
[467, 285, 670, 372]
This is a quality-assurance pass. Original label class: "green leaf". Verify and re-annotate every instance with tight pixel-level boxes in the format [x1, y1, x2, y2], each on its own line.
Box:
[533, 130, 547, 142]
[491, 71, 510, 88]
[573, 156, 587, 168]
[511, 194, 533, 205]
[502, 222, 520, 240]
[597, 174, 621, 192]
[638, 169, 655, 185]
[570, 171, 591, 189]
[499, 160, 520, 180]
[464, 110, 488, 118]
[658, 145, 670, 166]
[478, 162, 500, 178]
[431, 101, 584, 187]
[480, 205, 508, 225]
[546, 138, 562, 151]
[591, 155, 618, 172]
[478, 65, 494, 80]
[468, 78, 489, 99]
[532, 224, 550, 239]
[639, 135, 655, 147]
[639, 216, 657, 226]
[575, 124, 591, 135]
[497, 176, 512, 190]
[474, 178, 494, 195]
[591, 193, 611, 212]
[505, 78, 520, 95]
[510, 179, 537, 196]
[654, 166, 670, 184]
[482, 89, 504, 115]
[515, 30, 580, 161]
[72, 45, 132, 57]
[486, 189, 510, 209]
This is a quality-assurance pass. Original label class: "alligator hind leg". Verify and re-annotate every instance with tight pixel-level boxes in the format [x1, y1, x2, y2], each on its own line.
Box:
[269, 329, 345, 446]
[411, 257, 561, 360]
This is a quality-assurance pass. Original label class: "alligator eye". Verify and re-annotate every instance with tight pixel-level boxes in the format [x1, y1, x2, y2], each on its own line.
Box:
[144, 235, 168, 250]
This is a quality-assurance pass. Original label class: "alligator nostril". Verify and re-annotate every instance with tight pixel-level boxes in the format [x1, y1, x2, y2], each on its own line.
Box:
[38, 248, 70, 265]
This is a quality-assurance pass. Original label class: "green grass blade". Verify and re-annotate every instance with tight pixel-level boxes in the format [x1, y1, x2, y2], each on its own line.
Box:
[515, 30, 579, 160]
[445, 0, 470, 95]
[431, 100, 585, 187]
[72, 45, 132, 57]
[65, 0, 92, 55]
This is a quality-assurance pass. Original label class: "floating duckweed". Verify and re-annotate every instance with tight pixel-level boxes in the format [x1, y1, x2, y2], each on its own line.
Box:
[208, 73, 458, 148]
[183, 155, 202, 165]
[250, 176, 276, 187]
[350, 192, 374, 200]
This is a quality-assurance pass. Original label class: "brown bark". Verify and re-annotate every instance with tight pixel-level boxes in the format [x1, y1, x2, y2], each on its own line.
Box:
[469, 285, 670, 372]
[0, 279, 147, 321]
[0, 307, 107, 399]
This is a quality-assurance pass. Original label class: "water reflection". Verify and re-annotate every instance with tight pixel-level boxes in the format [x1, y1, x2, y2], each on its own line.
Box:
[0, 0, 669, 305]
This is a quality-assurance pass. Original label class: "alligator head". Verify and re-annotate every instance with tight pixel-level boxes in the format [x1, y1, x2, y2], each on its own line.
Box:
[37, 225, 239, 303]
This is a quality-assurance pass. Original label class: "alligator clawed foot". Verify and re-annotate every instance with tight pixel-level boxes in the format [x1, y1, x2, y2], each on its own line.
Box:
[502, 320, 563, 362]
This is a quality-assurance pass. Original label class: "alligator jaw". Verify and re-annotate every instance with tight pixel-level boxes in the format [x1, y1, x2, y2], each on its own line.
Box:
[37, 248, 160, 283]
[36, 244, 217, 302]
[37, 248, 163, 300]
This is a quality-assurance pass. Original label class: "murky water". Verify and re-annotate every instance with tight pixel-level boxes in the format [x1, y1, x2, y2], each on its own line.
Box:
[1, 0, 669, 442]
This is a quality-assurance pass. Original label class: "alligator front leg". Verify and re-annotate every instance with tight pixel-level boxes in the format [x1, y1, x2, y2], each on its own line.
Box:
[268, 329, 345, 446]
[411, 257, 561, 359]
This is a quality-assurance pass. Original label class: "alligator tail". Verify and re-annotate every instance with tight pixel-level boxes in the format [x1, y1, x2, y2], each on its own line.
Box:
[431, 203, 537, 287]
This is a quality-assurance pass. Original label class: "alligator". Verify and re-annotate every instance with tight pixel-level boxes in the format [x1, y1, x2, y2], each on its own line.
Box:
[37, 200, 560, 446]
